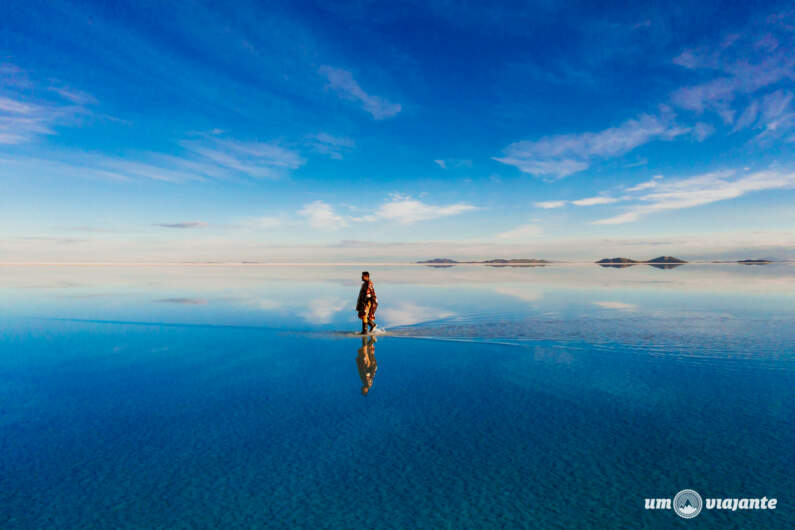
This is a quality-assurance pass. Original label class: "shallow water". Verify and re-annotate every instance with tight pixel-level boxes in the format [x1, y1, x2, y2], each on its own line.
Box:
[1, 264, 793, 528]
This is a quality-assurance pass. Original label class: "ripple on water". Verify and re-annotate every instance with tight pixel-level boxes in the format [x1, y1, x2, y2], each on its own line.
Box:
[387, 313, 795, 369]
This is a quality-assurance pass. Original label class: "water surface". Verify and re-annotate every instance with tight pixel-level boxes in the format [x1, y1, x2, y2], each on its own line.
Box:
[1, 264, 793, 528]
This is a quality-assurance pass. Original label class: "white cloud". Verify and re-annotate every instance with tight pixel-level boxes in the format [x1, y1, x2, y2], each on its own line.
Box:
[376, 195, 476, 224]
[434, 159, 447, 169]
[533, 196, 617, 208]
[593, 170, 795, 224]
[626, 175, 663, 191]
[299, 200, 348, 230]
[319, 66, 401, 119]
[496, 224, 542, 240]
[300, 194, 477, 229]
[494, 111, 686, 178]
[571, 196, 618, 206]
[534, 200, 567, 209]
[591, 211, 642, 225]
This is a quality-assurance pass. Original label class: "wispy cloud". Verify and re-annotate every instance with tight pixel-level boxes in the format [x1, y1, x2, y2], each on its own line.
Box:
[376, 194, 476, 224]
[571, 196, 618, 206]
[434, 158, 472, 170]
[180, 134, 304, 179]
[0, 65, 94, 144]
[496, 224, 542, 240]
[533, 196, 616, 208]
[593, 170, 795, 224]
[299, 194, 477, 230]
[671, 19, 795, 127]
[534, 200, 567, 209]
[299, 200, 348, 230]
[319, 66, 401, 119]
[306, 133, 355, 159]
[155, 221, 207, 229]
[6, 132, 306, 183]
[747, 90, 795, 142]
[494, 110, 687, 178]
[692, 122, 715, 141]
[626, 175, 663, 191]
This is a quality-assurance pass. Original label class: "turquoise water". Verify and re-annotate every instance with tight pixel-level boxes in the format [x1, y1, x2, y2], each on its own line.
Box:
[1, 264, 793, 528]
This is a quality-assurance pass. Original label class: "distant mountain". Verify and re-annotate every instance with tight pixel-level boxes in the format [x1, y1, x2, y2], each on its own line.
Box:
[596, 257, 638, 264]
[597, 256, 686, 268]
[737, 259, 772, 264]
[645, 256, 687, 264]
[417, 258, 549, 265]
[417, 258, 458, 264]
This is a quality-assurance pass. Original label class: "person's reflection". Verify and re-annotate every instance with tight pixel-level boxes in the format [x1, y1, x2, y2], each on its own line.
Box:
[356, 336, 377, 396]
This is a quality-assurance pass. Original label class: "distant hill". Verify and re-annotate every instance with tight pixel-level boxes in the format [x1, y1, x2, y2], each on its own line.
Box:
[417, 258, 458, 264]
[597, 256, 686, 267]
[645, 256, 687, 264]
[737, 259, 772, 264]
[596, 257, 638, 264]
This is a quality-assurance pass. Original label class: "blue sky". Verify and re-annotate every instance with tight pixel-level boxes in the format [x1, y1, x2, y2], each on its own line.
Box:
[1, 0, 794, 261]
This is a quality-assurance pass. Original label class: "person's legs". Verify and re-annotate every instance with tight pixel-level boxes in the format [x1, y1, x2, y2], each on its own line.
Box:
[360, 302, 371, 334]
[368, 303, 377, 331]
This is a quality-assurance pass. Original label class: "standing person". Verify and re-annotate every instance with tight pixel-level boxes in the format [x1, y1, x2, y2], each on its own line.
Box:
[355, 271, 378, 335]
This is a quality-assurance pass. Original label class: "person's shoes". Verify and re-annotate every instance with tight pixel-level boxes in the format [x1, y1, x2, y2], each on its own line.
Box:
[368, 321, 377, 332]
[360, 323, 368, 335]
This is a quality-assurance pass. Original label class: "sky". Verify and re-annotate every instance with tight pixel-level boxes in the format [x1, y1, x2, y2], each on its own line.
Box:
[1, 0, 794, 262]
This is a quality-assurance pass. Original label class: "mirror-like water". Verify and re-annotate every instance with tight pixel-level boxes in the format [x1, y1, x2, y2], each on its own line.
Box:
[1, 264, 793, 527]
